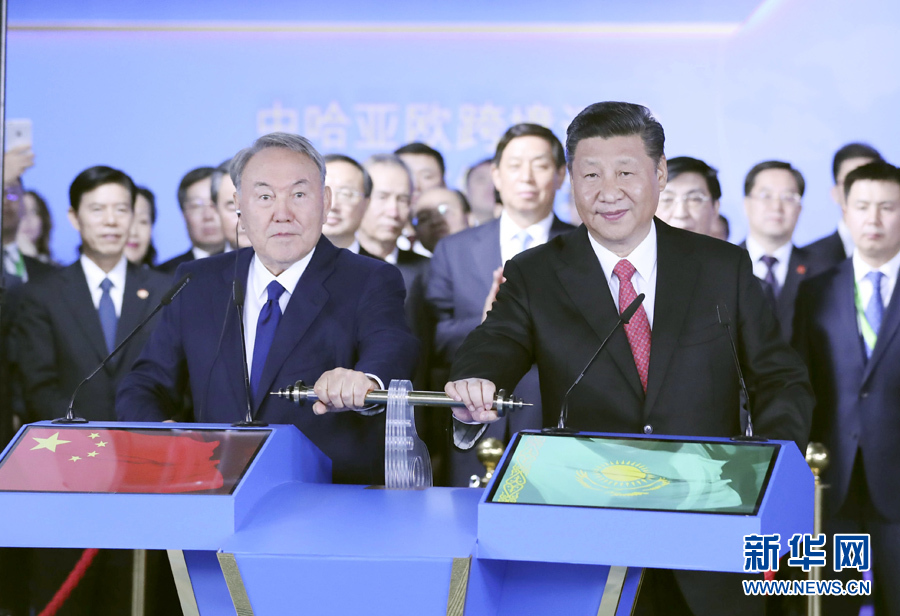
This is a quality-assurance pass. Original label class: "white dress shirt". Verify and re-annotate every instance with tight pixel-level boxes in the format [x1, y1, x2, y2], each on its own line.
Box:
[838, 219, 855, 258]
[81, 254, 128, 317]
[384, 245, 400, 265]
[587, 221, 658, 328]
[746, 237, 793, 289]
[243, 250, 315, 377]
[499, 210, 555, 264]
[345, 238, 361, 255]
[852, 249, 900, 334]
[191, 246, 214, 261]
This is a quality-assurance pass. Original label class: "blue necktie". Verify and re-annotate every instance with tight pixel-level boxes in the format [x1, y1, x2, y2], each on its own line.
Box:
[250, 281, 286, 397]
[98, 278, 117, 353]
[864, 271, 885, 357]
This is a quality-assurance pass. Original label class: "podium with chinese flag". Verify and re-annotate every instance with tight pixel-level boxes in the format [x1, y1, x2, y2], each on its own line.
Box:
[0, 423, 813, 615]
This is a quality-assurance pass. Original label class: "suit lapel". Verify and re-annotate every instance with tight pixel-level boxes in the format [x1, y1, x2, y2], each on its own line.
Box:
[830, 261, 868, 375]
[549, 216, 574, 240]
[62, 264, 109, 364]
[643, 222, 699, 418]
[111, 265, 155, 369]
[554, 227, 644, 398]
[777, 246, 808, 318]
[251, 240, 333, 412]
[220, 249, 255, 420]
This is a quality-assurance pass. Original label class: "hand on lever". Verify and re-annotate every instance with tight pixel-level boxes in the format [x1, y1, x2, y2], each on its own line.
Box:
[445, 378, 501, 424]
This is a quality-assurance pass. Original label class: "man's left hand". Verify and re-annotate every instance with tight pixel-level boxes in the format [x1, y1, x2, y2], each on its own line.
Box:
[312, 368, 378, 414]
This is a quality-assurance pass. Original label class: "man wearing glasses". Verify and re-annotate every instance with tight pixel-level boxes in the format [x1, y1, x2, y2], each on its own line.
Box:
[323, 154, 371, 254]
[742, 160, 827, 341]
[656, 156, 721, 237]
[159, 166, 225, 273]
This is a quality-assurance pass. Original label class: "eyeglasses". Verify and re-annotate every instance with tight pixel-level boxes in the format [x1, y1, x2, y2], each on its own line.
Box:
[332, 188, 364, 203]
[658, 192, 712, 212]
[750, 192, 802, 206]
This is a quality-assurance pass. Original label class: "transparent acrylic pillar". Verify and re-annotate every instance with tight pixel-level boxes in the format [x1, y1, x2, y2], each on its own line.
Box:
[384, 379, 433, 489]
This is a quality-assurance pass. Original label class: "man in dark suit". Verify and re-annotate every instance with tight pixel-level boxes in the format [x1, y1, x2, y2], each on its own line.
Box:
[12, 166, 170, 616]
[655, 156, 721, 237]
[427, 122, 573, 487]
[803, 142, 882, 269]
[447, 102, 813, 616]
[793, 161, 900, 615]
[117, 133, 419, 486]
[740, 160, 829, 342]
[158, 166, 225, 273]
[15, 166, 171, 423]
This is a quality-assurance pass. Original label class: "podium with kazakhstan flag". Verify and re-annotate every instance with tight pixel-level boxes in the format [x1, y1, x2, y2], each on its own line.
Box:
[0, 414, 813, 614]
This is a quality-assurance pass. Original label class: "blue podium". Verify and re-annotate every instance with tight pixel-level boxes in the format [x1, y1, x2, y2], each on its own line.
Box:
[0, 423, 812, 615]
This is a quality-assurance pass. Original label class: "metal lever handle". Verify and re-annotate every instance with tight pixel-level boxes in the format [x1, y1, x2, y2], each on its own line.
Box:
[270, 380, 532, 417]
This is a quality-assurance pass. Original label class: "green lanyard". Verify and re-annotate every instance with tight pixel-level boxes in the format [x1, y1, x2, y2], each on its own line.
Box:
[853, 279, 878, 352]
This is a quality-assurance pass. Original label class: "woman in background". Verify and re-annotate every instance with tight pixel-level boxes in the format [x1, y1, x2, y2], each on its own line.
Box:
[125, 186, 158, 267]
[16, 190, 54, 264]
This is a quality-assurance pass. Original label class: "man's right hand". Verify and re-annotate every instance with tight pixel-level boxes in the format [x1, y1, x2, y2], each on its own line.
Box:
[445, 378, 502, 424]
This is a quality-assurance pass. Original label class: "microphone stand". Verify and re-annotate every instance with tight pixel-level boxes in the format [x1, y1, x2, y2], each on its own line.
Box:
[543, 293, 645, 435]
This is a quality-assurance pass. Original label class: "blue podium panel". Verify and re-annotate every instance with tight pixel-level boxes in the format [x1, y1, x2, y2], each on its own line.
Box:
[0, 422, 329, 550]
[477, 431, 814, 573]
[216, 484, 481, 616]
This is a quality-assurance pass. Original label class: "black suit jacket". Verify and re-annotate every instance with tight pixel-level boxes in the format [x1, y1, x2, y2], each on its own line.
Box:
[450, 221, 814, 615]
[14, 260, 170, 421]
[157, 248, 195, 274]
[452, 221, 813, 447]
[802, 230, 847, 271]
[793, 260, 900, 521]
[0, 256, 58, 443]
[426, 216, 575, 485]
[739, 242, 831, 342]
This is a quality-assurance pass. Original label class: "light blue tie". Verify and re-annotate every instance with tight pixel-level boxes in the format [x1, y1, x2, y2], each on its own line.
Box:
[515, 231, 533, 256]
[864, 271, 885, 357]
[98, 278, 117, 353]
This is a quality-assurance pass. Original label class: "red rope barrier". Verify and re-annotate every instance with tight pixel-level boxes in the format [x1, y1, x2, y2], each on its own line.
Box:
[37, 548, 99, 616]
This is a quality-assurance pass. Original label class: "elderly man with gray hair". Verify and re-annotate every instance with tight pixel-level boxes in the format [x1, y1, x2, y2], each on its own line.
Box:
[117, 132, 420, 485]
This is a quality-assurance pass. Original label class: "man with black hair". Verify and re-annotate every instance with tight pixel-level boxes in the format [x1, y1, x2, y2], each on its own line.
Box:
[323, 154, 371, 253]
[803, 142, 882, 268]
[446, 102, 812, 616]
[656, 156, 721, 236]
[395, 141, 446, 204]
[427, 122, 573, 486]
[794, 160, 900, 615]
[14, 165, 170, 616]
[159, 166, 224, 273]
[741, 160, 828, 341]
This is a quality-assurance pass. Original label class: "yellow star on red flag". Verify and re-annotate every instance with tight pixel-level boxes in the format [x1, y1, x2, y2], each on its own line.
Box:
[69, 456, 81, 462]
[31, 432, 71, 453]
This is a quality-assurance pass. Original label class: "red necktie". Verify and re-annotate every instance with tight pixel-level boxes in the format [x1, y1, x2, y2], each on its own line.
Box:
[613, 259, 651, 392]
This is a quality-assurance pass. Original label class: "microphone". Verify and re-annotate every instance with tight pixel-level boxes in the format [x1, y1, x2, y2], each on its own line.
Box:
[230, 220, 267, 427]
[543, 293, 645, 434]
[55, 273, 192, 424]
[717, 303, 767, 442]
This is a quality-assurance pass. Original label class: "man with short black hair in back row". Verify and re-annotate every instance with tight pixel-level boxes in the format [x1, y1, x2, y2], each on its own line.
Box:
[803, 142, 882, 268]
[741, 160, 830, 342]
[427, 122, 574, 487]
[794, 160, 900, 615]
[159, 166, 225, 273]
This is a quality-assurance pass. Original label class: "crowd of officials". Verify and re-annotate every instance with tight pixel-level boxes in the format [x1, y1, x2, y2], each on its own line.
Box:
[0, 102, 898, 615]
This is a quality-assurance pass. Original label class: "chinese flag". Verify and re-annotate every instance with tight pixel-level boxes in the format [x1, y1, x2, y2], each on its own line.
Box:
[0, 427, 224, 494]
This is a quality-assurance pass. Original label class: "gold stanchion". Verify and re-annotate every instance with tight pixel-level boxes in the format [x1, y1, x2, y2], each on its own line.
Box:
[805, 442, 829, 616]
[468, 438, 505, 488]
